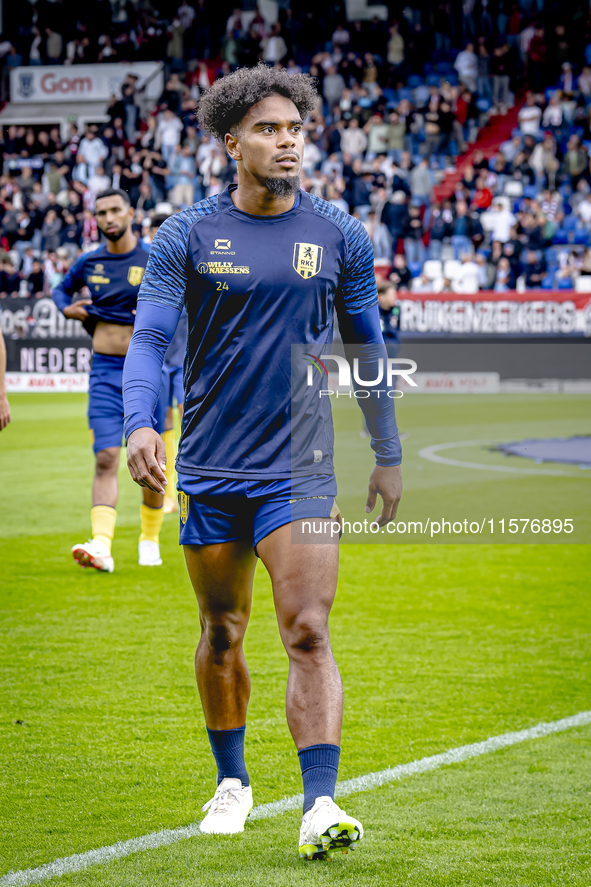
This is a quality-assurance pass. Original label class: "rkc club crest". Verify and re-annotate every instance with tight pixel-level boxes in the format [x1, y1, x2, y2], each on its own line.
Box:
[293, 243, 323, 279]
[127, 266, 145, 286]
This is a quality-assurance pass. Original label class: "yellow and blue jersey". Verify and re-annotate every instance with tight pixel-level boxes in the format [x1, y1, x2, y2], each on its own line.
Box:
[52, 241, 151, 333]
[135, 185, 380, 480]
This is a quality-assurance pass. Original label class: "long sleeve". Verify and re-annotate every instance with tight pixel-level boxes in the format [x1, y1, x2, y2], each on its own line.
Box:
[337, 303, 402, 467]
[51, 255, 87, 313]
[123, 300, 181, 439]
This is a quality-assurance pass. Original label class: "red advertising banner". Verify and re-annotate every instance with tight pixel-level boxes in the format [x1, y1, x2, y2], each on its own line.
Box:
[399, 291, 591, 336]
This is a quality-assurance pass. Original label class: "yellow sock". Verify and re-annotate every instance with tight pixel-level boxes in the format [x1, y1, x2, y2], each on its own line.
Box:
[162, 429, 176, 501]
[91, 505, 117, 552]
[140, 503, 164, 543]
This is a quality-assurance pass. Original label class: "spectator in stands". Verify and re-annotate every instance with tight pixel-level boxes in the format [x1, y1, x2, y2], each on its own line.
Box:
[576, 193, 591, 228]
[169, 145, 197, 208]
[409, 158, 432, 207]
[454, 252, 480, 293]
[78, 129, 108, 179]
[389, 253, 411, 291]
[363, 210, 391, 260]
[523, 249, 547, 288]
[455, 43, 478, 93]
[451, 200, 477, 259]
[45, 27, 63, 64]
[518, 94, 542, 136]
[27, 259, 45, 298]
[563, 135, 589, 190]
[493, 257, 516, 291]
[403, 204, 425, 265]
[491, 44, 511, 112]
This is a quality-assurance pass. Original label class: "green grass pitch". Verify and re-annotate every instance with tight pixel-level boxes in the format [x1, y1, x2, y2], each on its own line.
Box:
[1, 392, 590, 885]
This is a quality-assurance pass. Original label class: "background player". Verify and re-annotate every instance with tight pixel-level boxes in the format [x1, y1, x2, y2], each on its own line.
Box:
[149, 213, 187, 515]
[122, 66, 402, 859]
[0, 328, 11, 431]
[53, 189, 164, 572]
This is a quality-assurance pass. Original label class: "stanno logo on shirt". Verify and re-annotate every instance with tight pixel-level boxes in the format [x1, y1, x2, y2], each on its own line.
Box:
[197, 262, 249, 274]
[210, 237, 235, 255]
[293, 243, 323, 279]
[127, 266, 145, 287]
[94, 264, 104, 272]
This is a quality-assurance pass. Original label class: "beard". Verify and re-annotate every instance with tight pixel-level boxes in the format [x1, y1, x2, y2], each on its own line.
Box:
[259, 173, 301, 198]
[102, 225, 128, 242]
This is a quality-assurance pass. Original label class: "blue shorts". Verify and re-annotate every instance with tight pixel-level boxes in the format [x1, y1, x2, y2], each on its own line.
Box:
[88, 353, 126, 454]
[177, 473, 339, 552]
[154, 363, 183, 433]
[88, 352, 161, 453]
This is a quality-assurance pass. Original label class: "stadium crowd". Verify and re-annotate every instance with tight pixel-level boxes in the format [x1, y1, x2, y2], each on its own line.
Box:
[3, 1, 591, 298]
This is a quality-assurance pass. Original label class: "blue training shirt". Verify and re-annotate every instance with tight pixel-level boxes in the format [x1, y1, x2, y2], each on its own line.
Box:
[133, 185, 386, 480]
[52, 241, 151, 333]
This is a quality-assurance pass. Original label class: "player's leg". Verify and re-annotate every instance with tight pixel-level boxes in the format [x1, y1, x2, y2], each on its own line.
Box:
[72, 445, 120, 572]
[162, 406, 177, 513]
[257, 524, 362, 859]
[138, 486, 164, 566]
[184, 540, 256, 833]
[73, 354, 126, 572]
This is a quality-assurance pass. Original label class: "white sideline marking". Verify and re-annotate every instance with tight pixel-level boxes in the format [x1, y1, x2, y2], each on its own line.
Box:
[418, 440, 591, 476]
[3, 709, 591, 886]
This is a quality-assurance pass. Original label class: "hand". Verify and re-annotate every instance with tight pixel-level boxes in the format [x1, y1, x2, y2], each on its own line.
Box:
[63, 299, 92, 321]
[0, 393, 11, 430]
[127, 426, 167, 494]
[365, 464, 403, 528]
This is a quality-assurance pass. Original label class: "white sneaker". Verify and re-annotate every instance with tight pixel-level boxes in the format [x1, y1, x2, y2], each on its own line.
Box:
[71, 540, 114, 573]
[299, 796, 363, 860]
[138, 539, 162, 566]
[200, 778, 253, 835]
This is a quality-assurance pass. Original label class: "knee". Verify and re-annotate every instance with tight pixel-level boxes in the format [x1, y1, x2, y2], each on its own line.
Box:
[284, 611, 330, 657]
[95, 448, 118, 476]
[201, 613, 247, 655]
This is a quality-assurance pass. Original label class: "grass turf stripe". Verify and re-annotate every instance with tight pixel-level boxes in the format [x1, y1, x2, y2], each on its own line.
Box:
[3, 709, 590, 886]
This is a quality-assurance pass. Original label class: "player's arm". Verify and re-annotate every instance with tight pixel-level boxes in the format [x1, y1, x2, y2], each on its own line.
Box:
[0, 328, 11, 431]
[52, 257, 92, 320]
[335, 218, 402, 527]
[123, 215, 187, 494]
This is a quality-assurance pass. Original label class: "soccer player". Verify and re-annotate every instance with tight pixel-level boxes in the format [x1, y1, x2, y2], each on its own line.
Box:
[0, 328, 11, 431]
[149, 213, 187, 514]
[123, 65, 402, 859]
[53, 189, 165, 572]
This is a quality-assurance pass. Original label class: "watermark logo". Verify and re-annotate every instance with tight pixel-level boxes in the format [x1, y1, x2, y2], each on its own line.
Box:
[304, 353, 418, 397]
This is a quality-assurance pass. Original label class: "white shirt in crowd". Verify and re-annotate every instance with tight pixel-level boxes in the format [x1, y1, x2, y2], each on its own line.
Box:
[488, 207, 516, 243]
[78, 136, 108, 169]
[577, 196, 591, 225]
[518, 104, 542, 135]
[157, 115, 184, 147]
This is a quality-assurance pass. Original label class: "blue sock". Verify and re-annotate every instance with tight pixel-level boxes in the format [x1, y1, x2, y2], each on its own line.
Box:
[298, 744, 340, 814]
[206, 725, 249, 787]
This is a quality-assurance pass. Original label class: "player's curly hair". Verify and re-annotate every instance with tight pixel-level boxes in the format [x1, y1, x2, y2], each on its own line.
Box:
[197, 63, 318, 143]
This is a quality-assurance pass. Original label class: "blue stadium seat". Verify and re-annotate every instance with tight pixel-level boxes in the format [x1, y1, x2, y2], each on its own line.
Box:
[408, 261, 423, 278]
[574, 229, 588, 243]
[523, 185, 538, 199]
[398, 88, 413, 101]
[563, 214, 578, 230]
[541, 274, 556, 289]
[544, 88, 559, 101]
[426, 74, 441, 86]
[553, 229, 569, 244]
[407, 75, 423, 88]
[436, 62, 452, 73]
[382, 88, 397, 103]
[446, 73, 459, 85]
[545, 246, 561, 266]
[476, 97, 491, 112]
[558, 276, 573, 289]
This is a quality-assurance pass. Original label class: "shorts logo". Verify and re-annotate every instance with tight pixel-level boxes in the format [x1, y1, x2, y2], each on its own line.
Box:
[127, 266, 145, 286]
[293, 243, 323, 279]
[179, 491, 188, 524]
[215, 239, 231, 249]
